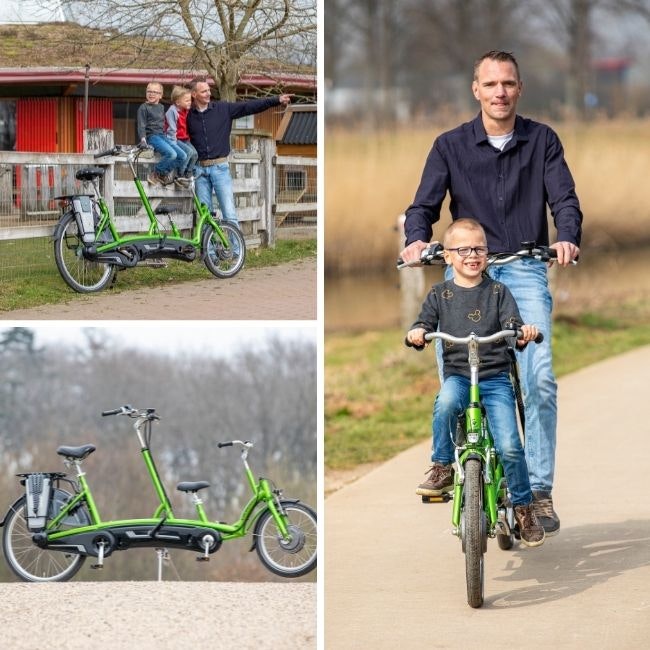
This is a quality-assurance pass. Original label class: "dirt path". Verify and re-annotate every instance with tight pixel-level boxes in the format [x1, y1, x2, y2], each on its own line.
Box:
[1, 259, 316, 320]
[0, 581, 316, 649]
[325, 345, 650, 648]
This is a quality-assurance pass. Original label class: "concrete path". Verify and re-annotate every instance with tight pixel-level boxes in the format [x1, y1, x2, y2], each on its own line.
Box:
[325, 346, 650, 649]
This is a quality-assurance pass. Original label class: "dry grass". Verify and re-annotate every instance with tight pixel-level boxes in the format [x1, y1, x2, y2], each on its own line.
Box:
[325, 119, 650, 274]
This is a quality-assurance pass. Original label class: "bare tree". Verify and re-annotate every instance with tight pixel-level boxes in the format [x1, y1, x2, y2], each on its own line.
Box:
[51, 0, 316, 100]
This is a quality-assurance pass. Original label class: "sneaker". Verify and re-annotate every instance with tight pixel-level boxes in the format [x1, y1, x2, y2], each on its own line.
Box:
[174, 176, 191, 188]
[147, 172, 163, 185]
[416, 463, 454, 496]
[161, 172, 176, 185]
[514, 503, 545, 547]
[532, 490, 561, 536]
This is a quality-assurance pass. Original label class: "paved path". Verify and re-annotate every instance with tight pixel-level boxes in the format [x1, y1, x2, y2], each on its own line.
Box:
[325, 346, 650, 649]
[1, 259, 316, 320]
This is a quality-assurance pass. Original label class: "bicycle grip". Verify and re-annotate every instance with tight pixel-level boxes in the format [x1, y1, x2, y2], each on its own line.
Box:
[93, 148, 116, 159]
[404, 336, 426, 351]
[534, 332, 544, 344]
[217, 442, 233, 448]
[102, 407, 123, 416]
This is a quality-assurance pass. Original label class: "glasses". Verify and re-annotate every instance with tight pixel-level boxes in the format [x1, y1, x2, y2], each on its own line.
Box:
[146, 90, 162, 95]
[445, 246, 489, 257]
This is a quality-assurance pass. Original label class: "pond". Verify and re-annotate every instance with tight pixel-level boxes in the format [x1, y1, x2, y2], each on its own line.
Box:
[325, 247, 650, 333]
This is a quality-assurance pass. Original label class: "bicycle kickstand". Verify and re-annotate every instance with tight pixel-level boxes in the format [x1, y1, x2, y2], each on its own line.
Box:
[155, 547, 171, 581]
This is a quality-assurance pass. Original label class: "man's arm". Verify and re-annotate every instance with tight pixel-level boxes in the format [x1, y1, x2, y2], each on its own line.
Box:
[227, 95, 284, 119]
[400, 141, 450, 261]
[544, 129, 583, 266]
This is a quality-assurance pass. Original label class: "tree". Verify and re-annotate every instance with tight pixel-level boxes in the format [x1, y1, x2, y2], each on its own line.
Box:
[50, 0, 316, 100]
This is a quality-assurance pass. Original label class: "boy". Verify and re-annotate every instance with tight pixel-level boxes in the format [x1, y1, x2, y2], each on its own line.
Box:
[406, 218, 544, 547]
[137, 82, 182, 185]
[165, 86, 198, 187]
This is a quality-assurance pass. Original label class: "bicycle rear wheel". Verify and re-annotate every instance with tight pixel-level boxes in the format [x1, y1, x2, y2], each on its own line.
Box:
[463, 459, 486, 608]
[254, 501, 317, 577]
[202, 222, 246, 278]
[2, 495, 86, 582]
[53, 211, 115, 293]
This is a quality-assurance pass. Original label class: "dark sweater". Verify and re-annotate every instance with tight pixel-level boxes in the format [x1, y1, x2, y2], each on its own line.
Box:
[136, 102, 165, 140]
[411, 276, 523, 379]
[187, 96, 281, 159]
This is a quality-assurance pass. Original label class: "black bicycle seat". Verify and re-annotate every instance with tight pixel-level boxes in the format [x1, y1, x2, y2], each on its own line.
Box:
[154, 205, 179, 215]
[76, 167, 105, 181]
[56, 444, 97, 460]
[176, 481, 211, 493]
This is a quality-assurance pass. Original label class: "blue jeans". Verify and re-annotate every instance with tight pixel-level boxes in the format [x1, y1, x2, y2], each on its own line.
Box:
[431, 372, 532, 506]
[148, 134, 184, 175]
[440, 259, 556, 492]
[175, 140, 198, 176]
[194, 162, 238, 226]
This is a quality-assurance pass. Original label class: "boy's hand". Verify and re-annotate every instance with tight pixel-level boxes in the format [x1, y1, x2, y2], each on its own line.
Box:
[516, 324, 539, 347]
[406, 327, 427, 348]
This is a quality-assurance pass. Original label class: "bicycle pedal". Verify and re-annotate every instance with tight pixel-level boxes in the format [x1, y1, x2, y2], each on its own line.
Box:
[90, 563, 104, 569]
[421, 493, 453, 503]
[195, 556, 210, 562]
[140, 260, 168, 268]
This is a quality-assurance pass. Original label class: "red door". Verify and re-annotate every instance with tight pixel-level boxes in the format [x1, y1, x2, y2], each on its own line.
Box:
[16, 98, 58, 152]
[75, 98, 113, 152]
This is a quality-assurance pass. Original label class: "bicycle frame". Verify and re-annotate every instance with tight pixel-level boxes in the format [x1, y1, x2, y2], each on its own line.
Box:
[87, 148, 231, 254]
[41, 415, 290, 554]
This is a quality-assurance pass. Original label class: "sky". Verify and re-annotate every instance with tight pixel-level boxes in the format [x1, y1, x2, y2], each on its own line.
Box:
[1, 322, 317, 358]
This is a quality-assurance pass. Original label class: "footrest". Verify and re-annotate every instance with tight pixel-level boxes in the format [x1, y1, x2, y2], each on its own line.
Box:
[421, 493, 453, 503]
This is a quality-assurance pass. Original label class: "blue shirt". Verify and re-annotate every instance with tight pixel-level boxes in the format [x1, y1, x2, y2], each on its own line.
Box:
[404, 113, 583, 253]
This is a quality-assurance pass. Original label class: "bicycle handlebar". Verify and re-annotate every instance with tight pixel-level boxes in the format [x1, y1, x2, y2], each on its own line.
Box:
[218, 440, 253, 449]
[101, 406, 158, 420]
[93, 143, 153, 159]
[396, 241, 574, 270]
[405, 327, 543, 352]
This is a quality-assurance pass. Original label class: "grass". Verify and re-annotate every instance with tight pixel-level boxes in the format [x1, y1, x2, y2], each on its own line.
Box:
[0, 237, 316, 312]
[325, 119, 650, 274]
[325, 303, 650, 471]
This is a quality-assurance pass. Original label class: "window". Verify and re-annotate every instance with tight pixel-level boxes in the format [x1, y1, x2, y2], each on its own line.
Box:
[286, 169, 306, 191]
[0, 101, 16, 151]
[233, 114, 254, 130]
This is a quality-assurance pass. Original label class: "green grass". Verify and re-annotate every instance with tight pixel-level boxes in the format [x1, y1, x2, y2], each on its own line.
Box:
[325, 305, 650, 471]
[0, 237, 316, 311]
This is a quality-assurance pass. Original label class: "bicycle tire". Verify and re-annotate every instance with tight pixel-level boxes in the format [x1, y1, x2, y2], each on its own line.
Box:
[53, 211, 116, 293]
[202, 222, 246, 278]
[254, 501, 317, 578]
[2, 494, 87, 582]
[463, 458, 485, 608]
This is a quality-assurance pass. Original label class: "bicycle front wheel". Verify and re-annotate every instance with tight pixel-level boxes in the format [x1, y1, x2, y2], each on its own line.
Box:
[53, 211, 115, 293]
[463, 458, 486, 608]
[2, 496, 86, 582]
[202, 222, 246, 278]
[254, 501, 317, 578]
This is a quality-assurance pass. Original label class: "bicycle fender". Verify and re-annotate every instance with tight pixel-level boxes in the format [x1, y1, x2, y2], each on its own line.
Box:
[248, 499, 301, 552]
[0, 495, 25, 528]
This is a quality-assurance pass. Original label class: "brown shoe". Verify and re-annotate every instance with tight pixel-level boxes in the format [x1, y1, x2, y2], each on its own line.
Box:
[514, 503, 545, 547]
[416, 463, 454, 496]
[532, 490, 560, 536]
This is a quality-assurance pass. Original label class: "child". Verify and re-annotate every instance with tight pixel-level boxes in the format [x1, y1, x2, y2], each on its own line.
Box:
[406, 218, 545, 547]
[136, 81, 183, 185]
[165, 86, 198, 188]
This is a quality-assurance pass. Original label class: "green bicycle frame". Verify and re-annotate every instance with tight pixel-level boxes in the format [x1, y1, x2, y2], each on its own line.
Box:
[44, 439, 290, 546]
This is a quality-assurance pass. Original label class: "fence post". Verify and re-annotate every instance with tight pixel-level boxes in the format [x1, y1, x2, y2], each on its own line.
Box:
[397, 214, 425, 329]
[260, 137, 275, 246]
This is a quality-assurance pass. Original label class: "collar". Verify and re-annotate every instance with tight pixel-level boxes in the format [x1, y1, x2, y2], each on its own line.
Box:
[472, 113, 529, 146]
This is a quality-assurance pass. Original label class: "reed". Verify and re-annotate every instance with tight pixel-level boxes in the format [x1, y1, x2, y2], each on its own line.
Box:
[325, 120, 650, 274]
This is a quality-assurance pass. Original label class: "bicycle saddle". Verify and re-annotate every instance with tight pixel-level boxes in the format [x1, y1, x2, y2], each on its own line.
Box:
[176, 481, 210, 493]
[154, 205, 179, 215]
[56, 444, 96, 460]
[76, 167, 105, 181]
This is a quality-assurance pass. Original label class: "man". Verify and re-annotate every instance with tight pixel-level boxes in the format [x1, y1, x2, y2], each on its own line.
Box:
[187, 77, 292, 232]
[400, 50, 582, 535]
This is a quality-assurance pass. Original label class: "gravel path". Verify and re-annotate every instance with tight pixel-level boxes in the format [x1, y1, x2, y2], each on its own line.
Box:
[0, 581, 316, 649]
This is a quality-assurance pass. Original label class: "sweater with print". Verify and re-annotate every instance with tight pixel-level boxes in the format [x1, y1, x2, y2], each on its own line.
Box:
[411, 276, 523, 379]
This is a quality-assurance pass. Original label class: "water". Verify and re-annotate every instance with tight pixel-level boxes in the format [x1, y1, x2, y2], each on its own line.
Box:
[325, 247, 650, 332]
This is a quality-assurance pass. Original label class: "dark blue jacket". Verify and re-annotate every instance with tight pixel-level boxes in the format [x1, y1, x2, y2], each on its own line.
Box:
[187, 97, 281, 160]
[405, 113, 583, 253]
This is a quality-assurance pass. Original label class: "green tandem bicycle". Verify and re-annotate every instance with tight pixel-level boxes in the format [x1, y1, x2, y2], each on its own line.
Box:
[53, 143, 246, 293]
[0, 405, 317, 582]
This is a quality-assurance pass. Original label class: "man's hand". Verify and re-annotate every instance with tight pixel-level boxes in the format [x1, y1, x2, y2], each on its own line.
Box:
[550, 241, 579, 267]
[399, 240, 431, 265]
[279, 94, 294, 106]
